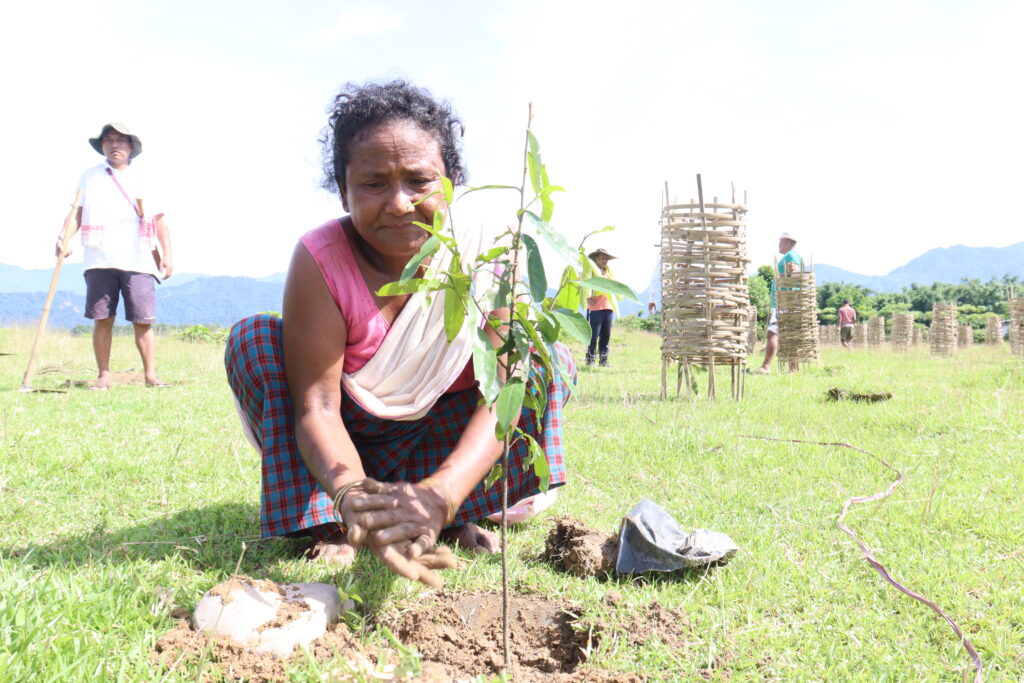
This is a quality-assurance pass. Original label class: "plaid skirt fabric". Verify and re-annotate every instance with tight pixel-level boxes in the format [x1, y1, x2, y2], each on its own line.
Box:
[224, 314, 576, 539]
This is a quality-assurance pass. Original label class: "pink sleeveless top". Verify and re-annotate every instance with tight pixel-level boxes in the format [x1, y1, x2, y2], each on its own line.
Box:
[299, 218, 475, 391]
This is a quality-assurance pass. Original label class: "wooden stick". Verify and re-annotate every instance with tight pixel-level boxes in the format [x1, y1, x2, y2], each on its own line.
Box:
[20, 189, 83, 391]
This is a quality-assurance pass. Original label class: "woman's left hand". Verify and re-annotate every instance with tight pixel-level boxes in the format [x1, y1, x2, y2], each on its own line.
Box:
[344, 478, 457, 585]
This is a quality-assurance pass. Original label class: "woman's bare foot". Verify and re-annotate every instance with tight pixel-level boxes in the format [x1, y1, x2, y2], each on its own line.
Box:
[92, 371, 111, 390]
[304, 528, 358, 565]
[440, 523, 500, 554]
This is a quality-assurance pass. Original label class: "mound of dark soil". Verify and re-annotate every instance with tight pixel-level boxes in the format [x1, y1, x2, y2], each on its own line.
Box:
[543, 517, 619, 577]
[379, 590, 621, 681]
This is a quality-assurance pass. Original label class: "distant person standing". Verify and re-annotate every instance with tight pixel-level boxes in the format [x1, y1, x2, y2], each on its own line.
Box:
[753, 232, 803, 373]
[837, 299, 857, 349]
[57, 123, 174, 389]
[585, 248, 618, 367]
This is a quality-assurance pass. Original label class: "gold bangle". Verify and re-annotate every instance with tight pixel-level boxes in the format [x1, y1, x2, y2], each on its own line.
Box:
[331, 479, 365, 525]
[420, 477, 458, 525]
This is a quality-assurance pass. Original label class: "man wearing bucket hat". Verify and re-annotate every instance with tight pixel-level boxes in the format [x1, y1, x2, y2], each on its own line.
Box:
[753, 232, 802, 373]
[57, 123, 174, 389]
[584, 248, 619, 367]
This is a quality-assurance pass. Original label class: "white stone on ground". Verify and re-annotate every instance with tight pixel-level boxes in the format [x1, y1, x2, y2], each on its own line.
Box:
[192, 579, 342, 658]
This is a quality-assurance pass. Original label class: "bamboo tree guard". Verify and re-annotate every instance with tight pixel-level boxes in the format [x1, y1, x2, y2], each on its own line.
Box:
[891, 312, 914, 352]
[1009, 293, 1024, 355]
[930, 302, 958, 357]
[659, 175, 750, 400]
[853, 322, 867, 347]
[984, 314, 1001, 345]
[958, 325, 973, 347]
[867, 316, 885, 348]
[746, 306, 758, 354]
[775, 262, 819, 364]
[912, 326, 922, 346]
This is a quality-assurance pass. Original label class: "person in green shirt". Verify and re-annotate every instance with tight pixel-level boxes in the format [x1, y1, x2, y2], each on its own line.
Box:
[753, 232, 803, 373]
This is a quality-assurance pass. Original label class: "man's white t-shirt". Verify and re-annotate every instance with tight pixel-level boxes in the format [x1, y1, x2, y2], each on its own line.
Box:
[78, 162, 161, 275]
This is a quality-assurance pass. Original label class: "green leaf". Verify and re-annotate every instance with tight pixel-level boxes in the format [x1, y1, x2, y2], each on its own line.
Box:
[472, 326, 500, 403]
[495, 378, 526, 439]
[400, 236, 440, 281]
[537, 310, 559, 343]
[522, 432, 550, 492]
[376, 278, 438, 296]
[527, 131, 542, 195]
[475, 246, 508, 263]
[580, 275, 640, 302]
[459, 184, 519, 196]
[441, 176, 454, 204]
[433, 205, 447, 234]
[412, 220, 456, 249]
[582, 225, 615, 242]
[552, 265, 582, 311]
[521, 234, 547, 302]
[539, 166, 556, 221]
[443, 284, 466, 343]
[514, 309, 553, 370]
[484, 463, 504, 489]
[551, 308, 592, 344]
[526, 212, 577, 263]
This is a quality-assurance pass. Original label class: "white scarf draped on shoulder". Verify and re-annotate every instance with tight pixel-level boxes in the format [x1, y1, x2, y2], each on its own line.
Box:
[341, 194, 501, 421]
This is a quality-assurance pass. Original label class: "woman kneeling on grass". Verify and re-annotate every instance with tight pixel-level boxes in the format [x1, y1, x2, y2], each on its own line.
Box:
[224, 80, 575, 586]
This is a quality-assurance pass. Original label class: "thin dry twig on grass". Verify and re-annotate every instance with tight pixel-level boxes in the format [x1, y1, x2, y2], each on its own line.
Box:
[739, 435, 984, 683]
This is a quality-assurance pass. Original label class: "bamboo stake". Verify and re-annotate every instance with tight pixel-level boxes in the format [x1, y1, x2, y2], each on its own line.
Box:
[20, 189, 83, 391]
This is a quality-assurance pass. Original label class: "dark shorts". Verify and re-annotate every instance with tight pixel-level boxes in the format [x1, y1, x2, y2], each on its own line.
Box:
[840, 325, 854, 342]
[84, 269, 157, 323]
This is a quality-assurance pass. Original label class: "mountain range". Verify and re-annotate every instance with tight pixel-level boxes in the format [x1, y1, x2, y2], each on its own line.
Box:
[1, 242, 1021, 327]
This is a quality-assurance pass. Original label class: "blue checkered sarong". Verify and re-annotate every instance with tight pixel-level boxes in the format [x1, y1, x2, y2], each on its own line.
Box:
[224, 314, 575, 539]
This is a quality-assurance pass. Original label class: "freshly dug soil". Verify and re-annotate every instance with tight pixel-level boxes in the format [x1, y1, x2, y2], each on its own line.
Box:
[543, 517, 619, 577]
[380, 590, 640, 682]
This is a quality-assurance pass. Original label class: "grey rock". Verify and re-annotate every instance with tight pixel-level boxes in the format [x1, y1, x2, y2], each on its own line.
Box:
[192, 578, 340, 658]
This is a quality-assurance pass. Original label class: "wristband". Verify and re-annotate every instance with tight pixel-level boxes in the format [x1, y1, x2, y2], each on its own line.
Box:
[420, 477, 458, 525]
[331, 479, 365, 527]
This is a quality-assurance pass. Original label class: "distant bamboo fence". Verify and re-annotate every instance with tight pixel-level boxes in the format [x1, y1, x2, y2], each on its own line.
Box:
[867, 316, 885, 348]
[1010, 294, 1024, 356]
[891, 312, 914, 352]
[984, 315, 1001, 345]
[912, 326, 923, 346]
[659, 175, 750, 399]
[930, 302, 958, 357]
[958, 325, 973, 347]
[776, 264, 818, 365]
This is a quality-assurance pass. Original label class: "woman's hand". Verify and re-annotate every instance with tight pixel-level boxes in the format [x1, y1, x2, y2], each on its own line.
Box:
[340, 478, 457, 586]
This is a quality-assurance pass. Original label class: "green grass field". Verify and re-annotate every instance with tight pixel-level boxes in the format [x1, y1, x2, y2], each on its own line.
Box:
[0, 324, 1021, 681]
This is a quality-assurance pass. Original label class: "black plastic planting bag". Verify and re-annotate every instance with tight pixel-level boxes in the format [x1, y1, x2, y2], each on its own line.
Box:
[615, 498, 738, 574]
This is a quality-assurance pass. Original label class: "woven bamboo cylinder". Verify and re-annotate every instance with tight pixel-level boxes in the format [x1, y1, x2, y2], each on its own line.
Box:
[958, 325, 973, 347]
[1010, 297, 1024, 355]
[912, 326, 922, 346]
[930, 302, 958, 357]
[867, 316, 885, 348]
[776, 268, 818, 364]
[853, 322, 867, 347]
[891, 312, 914, 352]
[659, 179, 750, 399]
[746, 306, 758, 354]
[984, 315, 1001, 345]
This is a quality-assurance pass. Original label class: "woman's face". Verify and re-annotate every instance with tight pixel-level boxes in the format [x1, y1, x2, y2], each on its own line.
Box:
[594, 254, 610, 269]
[339, 120, 446, 265]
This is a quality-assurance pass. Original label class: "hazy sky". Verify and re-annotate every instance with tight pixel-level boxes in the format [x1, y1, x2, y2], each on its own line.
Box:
[3, 0, 1022, 291]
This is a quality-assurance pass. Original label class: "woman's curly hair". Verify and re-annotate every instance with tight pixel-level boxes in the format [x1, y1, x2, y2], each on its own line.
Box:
[321, 80, 467, 193]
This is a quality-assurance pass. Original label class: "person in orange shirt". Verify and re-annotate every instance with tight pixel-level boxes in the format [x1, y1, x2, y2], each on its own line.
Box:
[585, 248, 618, 367]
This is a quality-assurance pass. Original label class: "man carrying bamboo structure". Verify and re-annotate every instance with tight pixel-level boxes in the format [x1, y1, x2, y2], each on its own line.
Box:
[752, 233, 803, 373]
[56, 123, 174, 389]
